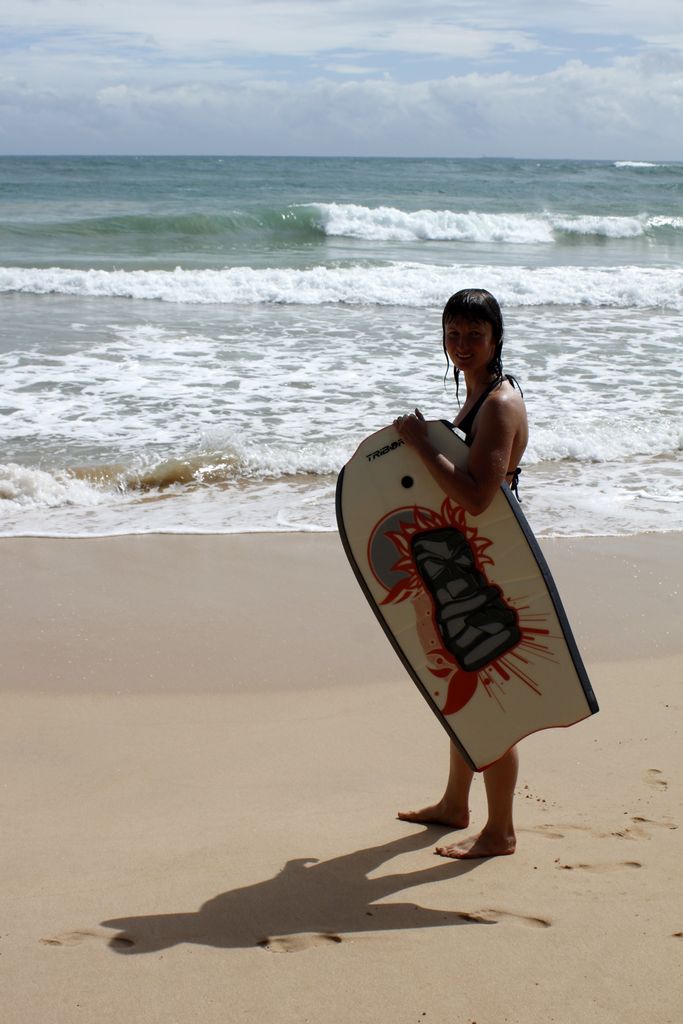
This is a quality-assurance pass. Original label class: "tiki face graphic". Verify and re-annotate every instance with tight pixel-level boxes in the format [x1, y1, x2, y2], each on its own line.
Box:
[366, 498, 552, 717]
[411, 527, 520, 673]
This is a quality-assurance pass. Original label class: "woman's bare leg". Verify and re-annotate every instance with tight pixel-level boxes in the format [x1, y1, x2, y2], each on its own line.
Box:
[435, 746, 518, 859]
[397, 743, 473, 829]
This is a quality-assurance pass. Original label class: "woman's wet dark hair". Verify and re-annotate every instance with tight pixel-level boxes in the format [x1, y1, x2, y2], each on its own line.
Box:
[441, 288, 519, 401]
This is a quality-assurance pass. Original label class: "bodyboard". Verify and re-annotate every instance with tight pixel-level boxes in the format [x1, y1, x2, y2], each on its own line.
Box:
[336, 421, 598, 771]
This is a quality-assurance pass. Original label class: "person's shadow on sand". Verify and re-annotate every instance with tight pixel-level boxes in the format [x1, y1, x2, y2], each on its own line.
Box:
[101, 828, 492, 954]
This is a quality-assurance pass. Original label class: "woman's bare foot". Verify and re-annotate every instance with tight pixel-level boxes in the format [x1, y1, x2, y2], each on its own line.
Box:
[435, 828, 516, 859]
[397, 799, 470, 829]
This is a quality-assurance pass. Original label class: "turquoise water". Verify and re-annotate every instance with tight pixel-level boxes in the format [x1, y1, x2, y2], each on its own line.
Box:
[1, 156, 682, 536]
[4, 155, 683, 269]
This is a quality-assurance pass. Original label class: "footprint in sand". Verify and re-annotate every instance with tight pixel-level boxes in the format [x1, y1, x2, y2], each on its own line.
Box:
[450, 911, 497, 926]
[523, 819, 675, 842]
[257, 933, 343, 953]
[520, 824, 567, 840]
[556, 861, 642, 873]
[463, 909, 551, 929]
[520, 823, 596, 840]
[609, 823, 649, 840]
[631, 815, 678, 830]
[645, 769, 668, 790]
[40, 930, 134, 949]
[610, 816, 680, 839]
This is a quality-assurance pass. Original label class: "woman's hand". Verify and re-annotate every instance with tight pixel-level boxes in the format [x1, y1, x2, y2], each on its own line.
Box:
[393, 408, 427, 448]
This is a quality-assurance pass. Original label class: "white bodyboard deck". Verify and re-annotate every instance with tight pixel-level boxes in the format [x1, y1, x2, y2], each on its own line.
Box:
[336, 421, 598, 771]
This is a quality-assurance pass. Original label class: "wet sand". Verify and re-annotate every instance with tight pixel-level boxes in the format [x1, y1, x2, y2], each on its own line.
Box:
[2, 533, 681, 1024]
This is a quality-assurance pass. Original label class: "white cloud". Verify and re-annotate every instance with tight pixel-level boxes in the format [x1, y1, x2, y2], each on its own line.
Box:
[2, 1, 682, 155]
[4, 0, 683, 63]
[2, 54, 681, 158]
[1, 2, 524, 60]
[320, 64, 383, 76]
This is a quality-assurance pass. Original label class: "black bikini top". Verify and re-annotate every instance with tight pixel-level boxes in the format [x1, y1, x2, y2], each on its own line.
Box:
[453, 374, 522, 499]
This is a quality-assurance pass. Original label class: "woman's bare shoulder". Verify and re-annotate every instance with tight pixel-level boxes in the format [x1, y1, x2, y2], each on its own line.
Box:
[486, 380, 527, 419]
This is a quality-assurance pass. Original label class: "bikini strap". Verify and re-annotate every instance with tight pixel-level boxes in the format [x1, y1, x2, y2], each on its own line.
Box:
[456, 375, 504, 439]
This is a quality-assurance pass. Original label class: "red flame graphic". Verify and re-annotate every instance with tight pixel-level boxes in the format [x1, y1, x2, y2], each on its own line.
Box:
[374, 497, 554, 714]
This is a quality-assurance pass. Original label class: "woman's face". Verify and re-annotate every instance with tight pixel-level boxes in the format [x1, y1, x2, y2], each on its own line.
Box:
[444, 317, 496, 373]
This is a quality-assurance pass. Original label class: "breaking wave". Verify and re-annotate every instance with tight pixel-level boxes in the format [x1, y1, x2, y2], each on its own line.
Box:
[2, 262, 682, 309]
[310, 203, 683, 244]
[3, 202, 682, 251]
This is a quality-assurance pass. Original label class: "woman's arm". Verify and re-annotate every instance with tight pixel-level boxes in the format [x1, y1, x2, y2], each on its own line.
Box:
[395, 399, 517, 516]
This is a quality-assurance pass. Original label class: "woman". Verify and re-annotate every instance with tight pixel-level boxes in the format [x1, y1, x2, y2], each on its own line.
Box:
[393, 288, 528, 859]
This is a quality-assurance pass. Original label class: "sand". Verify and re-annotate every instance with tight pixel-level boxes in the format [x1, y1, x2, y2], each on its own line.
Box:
[2, 532, 682, 1024]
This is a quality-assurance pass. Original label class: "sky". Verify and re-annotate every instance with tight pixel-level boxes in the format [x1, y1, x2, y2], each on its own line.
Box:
[2, 0, 683, 158]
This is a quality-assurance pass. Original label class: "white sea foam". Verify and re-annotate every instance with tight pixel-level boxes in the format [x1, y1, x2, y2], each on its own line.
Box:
[310, 204, 555, 244]
[552, 215, 644, 238]
[614, 161, 659, 168]
[0, 463, 113, 508]
[2, 263, 682, 309]
[3, 302, 682, 475]
[2, 458, 682, 539]
[3, 291, 683, 539]
[526, 423, 681, 464]
[648, 215, 683, 230]
[634, 490, 683, 504]
[307, 203, 681, 244]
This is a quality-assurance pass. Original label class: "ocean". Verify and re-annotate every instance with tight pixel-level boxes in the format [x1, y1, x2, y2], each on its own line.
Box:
[1, 155, 682, 538]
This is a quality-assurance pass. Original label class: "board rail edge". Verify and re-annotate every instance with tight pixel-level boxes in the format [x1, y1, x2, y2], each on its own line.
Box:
[495, 481, 599, 716]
